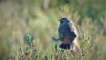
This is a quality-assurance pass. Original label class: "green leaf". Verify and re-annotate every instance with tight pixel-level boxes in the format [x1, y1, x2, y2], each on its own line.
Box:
[88, 36, 91, 40]
[64, 58, 67, 60]
[52, 36, 58, 41]
[54, 44, 58, 51]
[14, 55, 18, 60]
[25, 46, 30, 53]
[45, 56, 48, 60]
[81, 48, 84, 55]
[25, 34, 32, 45]
[89, 44, 94, 49]
[60, 49, 65, 54]
[82, 34, 85, 39]
[34, 55, 39, 60]
[31, 36, 34, 41]
[19, 47, 23, 52]
[51, 54, 54, 59]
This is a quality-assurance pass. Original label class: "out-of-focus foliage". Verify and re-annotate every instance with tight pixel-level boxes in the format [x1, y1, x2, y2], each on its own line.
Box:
[0, 0, 105, 60]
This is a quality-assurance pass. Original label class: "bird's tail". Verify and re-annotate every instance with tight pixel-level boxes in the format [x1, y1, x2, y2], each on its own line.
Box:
[59, 43, 70, 49]
[59, 40, 82, 55]
[70, 40, 82, 55]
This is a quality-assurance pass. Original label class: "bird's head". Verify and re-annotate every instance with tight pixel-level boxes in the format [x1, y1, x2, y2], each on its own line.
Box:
[59, 17, 69, 23]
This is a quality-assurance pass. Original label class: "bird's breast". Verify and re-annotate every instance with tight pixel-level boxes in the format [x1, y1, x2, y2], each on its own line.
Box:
[59, 23, 69, 31]
[62, 38, 70, 44]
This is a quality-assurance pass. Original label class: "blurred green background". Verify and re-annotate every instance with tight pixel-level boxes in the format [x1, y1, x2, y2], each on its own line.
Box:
[0, 0, 106, 60]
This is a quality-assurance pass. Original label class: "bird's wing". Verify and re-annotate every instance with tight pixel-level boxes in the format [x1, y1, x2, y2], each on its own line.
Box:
[68, 20, 74, 32]
[68, 20, 77, 38]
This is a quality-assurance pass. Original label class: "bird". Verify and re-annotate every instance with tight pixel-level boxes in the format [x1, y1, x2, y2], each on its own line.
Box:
[58, 17, 82, 55]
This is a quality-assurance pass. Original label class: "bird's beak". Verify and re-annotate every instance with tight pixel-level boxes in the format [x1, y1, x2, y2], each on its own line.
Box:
[58, 18, 63, 21]
[58, 19, 61, 21]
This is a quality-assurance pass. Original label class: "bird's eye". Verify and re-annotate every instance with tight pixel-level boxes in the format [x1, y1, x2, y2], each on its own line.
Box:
[61, 20, 65, 21]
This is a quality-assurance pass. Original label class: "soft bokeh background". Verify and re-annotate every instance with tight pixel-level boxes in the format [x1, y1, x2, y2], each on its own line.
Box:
[0, 0, 106, 60]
